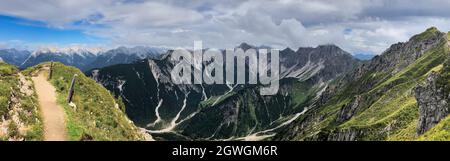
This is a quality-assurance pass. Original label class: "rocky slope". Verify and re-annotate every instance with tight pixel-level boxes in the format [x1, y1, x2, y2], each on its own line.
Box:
[0, 63, 43, 141]
[273, 27, 450, 141]
[415, 55, 450, 140]
[415, 72, 449, 134]
[89, 44, 360, 140]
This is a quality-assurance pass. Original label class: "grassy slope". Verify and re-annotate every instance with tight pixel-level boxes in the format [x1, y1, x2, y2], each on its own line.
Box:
[291, 29, 449, 141]
[418, 115, 450, 140]
[23, 62, 144, 141]
[0, 63, 17, 116]
[344, 36, 447, 140]
[0, 63, 43, 140]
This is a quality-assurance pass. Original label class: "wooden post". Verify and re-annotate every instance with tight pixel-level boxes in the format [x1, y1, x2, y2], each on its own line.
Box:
[48, 61, 53, 80]
[67, 74, 78, 103]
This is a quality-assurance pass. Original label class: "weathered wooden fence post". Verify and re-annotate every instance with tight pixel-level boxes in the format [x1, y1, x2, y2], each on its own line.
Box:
[67, 74, 78, 103]
[48, 61, 53, 80]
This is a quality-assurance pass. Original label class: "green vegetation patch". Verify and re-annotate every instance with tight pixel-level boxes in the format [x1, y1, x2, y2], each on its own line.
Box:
[27, 62, 143, 141]
[418, 116, 450, 141]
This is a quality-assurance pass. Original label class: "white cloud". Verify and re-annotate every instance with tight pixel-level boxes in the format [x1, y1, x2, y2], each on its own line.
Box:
[1, 0, 450, 55]
[98, 2, 204, 28]
[0, 40, 31, 50]
[0, 42, 7, 49]
[0, 0, 108, 27]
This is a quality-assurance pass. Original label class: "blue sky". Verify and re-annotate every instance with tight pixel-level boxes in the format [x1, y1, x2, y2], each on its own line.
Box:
[0, 15, 104, 47]
[1, 0, 450, 55]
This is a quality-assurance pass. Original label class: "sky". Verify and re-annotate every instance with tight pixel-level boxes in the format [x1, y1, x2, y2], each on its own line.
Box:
[1, 0, 450, 55]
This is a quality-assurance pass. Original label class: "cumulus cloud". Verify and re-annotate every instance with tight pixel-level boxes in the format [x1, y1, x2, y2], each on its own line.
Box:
[98, 2, 204, 28]
[0, 0, 107, 27]
[1, 0, 450, 55]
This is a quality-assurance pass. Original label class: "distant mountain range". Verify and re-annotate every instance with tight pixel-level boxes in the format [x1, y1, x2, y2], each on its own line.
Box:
[85, 46, 166, 70]
[0, 49, 31, 66]
[0, 46, 167, 71]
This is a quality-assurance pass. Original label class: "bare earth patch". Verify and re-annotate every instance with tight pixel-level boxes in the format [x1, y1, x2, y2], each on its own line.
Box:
[32, 73, 67, 141]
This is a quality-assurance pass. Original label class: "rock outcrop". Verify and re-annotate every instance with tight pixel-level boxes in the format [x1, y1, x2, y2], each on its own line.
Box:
[335, 95, 363, 123]
[415, 72, 449, 134]
[326, 128, 361, 141]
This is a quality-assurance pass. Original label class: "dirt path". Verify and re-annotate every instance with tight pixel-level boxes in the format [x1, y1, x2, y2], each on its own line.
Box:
[32, 73, 67, 141]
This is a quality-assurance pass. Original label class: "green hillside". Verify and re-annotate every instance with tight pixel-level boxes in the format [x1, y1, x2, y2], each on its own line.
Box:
[23, 62, 147, 141]
[274, 27, 450, 141]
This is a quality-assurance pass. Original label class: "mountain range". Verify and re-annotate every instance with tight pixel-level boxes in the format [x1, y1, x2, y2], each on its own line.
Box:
[0, 49, 31, 66]
[1, 27, 449, 141]
[0, 46, 167, 71]
[88, 43, 361, 140]
[89, 27, 450, 141]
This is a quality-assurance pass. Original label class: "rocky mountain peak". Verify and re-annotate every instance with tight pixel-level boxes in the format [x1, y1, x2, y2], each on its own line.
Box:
[410, 27, 441, 42]
[237, 42, 254, 51]
[351, 27, 447, 80]
[281, 47, 295, 53]
[317, 44, 341, 50]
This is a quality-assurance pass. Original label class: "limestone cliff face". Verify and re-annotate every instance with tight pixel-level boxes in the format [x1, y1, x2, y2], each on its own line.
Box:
[415, 72, 449, 134]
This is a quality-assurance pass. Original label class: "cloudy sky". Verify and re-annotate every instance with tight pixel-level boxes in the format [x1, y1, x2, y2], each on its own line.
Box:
[1, 0, 450, 55]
